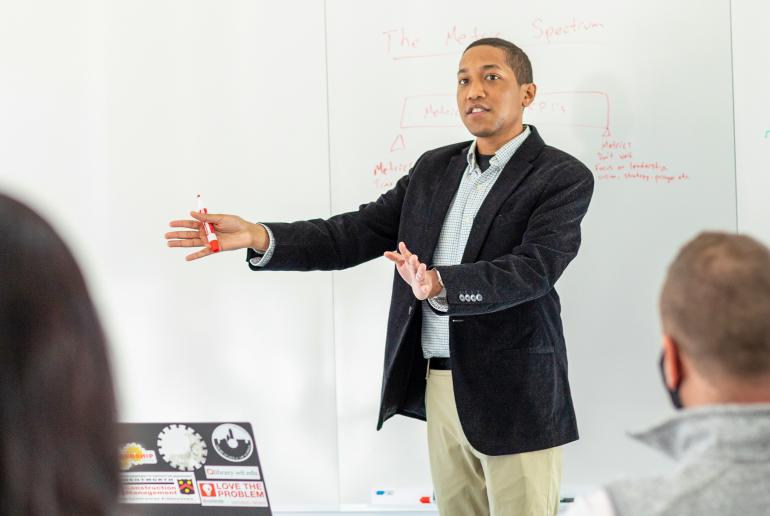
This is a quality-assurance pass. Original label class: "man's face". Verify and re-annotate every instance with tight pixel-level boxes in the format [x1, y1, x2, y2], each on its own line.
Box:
[456, 45, 532, 140]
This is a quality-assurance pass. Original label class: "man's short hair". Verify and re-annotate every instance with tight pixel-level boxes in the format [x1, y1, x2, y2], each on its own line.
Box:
[464, 38, 533, 84]
[661, 232, 770, 378]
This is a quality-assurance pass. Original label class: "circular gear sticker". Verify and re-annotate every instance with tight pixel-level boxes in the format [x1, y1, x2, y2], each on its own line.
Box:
[156, 424, 208, 471]
[211, 423, 254, 463]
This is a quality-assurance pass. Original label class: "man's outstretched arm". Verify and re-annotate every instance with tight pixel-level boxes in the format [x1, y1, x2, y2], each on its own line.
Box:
[165, 163, 418, 270]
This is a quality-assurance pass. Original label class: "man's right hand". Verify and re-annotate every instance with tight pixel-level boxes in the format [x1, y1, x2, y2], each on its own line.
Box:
[165, 211, 269, 261]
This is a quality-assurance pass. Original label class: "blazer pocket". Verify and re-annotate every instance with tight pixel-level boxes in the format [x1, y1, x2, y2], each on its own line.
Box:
[471, 304, 554, 353]
[497, 345, 555, 355]
[493, 211, 523, 225]
[493, 199, 536, 225]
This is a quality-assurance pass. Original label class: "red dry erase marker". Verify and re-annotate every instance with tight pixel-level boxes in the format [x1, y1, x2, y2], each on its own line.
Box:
[196, 194, 220, 252]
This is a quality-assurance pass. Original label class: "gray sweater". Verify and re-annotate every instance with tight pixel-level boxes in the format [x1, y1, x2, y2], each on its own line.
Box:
[604, 404, 770, 516]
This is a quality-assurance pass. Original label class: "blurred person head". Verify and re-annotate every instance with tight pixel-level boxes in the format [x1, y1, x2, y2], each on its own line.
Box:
[659, 231, 770, 408]
[0, 193, 119, 516]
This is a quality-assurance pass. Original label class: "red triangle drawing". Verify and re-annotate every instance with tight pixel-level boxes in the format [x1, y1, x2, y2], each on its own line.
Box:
[390, 134, 406, 152]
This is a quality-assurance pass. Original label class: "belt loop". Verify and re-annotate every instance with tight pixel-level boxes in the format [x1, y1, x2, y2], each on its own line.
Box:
[425, 357, 430, 380]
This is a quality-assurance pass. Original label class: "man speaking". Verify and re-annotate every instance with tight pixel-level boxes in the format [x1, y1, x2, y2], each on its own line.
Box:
[167, 38, 594, 515]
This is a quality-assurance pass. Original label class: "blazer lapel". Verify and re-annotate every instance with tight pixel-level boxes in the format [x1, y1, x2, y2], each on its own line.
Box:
[460, 127, 546, 263]
[420, 151, 467, 265]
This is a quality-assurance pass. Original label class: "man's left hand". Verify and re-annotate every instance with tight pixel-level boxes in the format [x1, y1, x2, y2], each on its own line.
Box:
[384, 242, 443, 301]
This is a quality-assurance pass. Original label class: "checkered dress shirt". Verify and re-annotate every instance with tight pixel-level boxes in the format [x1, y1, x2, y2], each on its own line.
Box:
[421, 127, 531, 358]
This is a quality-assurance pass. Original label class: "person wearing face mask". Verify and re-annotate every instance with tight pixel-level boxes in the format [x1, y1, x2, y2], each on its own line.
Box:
[565, 232, 770, 516]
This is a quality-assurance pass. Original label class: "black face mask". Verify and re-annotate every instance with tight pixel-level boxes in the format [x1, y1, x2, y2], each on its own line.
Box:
[659, 351, 684, 410]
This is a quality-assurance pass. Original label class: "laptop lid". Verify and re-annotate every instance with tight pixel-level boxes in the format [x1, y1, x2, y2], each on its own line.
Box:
[118, 422, 271, 515]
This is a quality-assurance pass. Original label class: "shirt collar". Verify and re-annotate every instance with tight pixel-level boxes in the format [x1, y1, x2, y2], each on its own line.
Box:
[629, 403, 770, 463]
[466, 125, 532, 172]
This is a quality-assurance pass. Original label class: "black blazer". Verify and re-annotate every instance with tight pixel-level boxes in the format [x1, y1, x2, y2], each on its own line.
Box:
[248, 126, 594, 455]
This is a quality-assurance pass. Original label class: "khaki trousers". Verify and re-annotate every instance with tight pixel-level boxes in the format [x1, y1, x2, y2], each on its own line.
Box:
[426, 368, 563, 516]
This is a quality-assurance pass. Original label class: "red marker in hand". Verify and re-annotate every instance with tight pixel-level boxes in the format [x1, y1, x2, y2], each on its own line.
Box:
[196, 194, 220, 253]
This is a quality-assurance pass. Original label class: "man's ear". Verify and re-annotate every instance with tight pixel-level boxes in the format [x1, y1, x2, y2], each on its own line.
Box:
[522, 83, 537, 108]
[662, 335, 683, 390]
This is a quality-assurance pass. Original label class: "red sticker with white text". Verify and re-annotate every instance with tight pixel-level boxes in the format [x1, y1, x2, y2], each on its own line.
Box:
[197, 480, 268, 507]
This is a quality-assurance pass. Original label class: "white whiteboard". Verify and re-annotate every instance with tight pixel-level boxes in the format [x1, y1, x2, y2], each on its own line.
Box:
[0, 0, 340, 508]
[0, 0, 747, 510]
[326, 0, 736, 503]
[733, 0, 770, 244]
